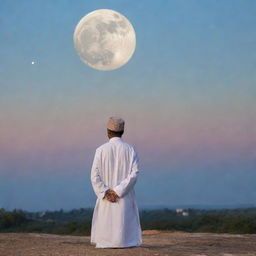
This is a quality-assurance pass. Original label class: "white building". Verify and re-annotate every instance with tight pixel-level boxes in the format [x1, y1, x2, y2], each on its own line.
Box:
[176, 208, 183, 213]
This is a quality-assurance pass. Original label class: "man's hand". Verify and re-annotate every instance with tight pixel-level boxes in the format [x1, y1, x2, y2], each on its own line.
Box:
[103, 189, 119, 203]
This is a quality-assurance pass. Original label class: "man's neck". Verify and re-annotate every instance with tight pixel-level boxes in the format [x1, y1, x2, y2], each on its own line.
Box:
[109, 136, 122, 141]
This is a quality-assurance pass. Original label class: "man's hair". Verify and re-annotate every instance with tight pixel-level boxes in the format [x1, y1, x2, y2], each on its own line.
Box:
[107, 128, 124, 137]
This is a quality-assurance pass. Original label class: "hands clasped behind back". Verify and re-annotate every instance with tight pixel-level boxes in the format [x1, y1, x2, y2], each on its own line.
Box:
[103, 189, 120, 203]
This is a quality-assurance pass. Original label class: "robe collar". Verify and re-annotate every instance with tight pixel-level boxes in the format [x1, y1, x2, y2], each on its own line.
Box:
[109, 137, 122, 142]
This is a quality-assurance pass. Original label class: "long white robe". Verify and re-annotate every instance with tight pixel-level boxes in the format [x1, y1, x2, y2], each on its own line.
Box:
[90, 137, 142, 248]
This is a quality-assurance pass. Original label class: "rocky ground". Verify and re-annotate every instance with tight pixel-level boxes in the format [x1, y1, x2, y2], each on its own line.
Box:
[0, 230, 256, 256]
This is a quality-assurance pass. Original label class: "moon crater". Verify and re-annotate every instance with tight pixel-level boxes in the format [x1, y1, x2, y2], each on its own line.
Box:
[73, 9, 136, 71]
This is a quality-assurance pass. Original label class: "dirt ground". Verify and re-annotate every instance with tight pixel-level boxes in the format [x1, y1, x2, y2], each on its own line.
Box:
[0, 230, 256, 256]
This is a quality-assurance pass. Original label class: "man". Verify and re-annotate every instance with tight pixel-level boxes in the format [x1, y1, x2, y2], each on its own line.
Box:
[90, 117, 142, 248]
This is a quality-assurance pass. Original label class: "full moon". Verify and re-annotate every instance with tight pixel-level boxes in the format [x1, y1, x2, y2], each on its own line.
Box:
[73, 9, 136, 71]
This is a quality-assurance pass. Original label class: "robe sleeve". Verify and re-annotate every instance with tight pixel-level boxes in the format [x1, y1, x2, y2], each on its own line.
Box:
[113, 149, 140, 198]
[90, 149, 109, 199]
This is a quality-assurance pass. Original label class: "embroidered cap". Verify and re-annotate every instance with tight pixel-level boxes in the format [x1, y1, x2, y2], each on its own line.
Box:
[107, 117, 125, 132]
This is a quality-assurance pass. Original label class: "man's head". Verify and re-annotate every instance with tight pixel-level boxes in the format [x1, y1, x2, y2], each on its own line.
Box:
[107, 117, 125, 139]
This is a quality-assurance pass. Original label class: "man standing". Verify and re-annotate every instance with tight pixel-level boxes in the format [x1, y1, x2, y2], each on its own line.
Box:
[90, 117, 142, 248]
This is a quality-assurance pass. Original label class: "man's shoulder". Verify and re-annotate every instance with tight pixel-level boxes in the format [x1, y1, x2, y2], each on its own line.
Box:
[95, 142, 110, 152]
[121, 140, 135, 151]
[118, 140, 138, 156]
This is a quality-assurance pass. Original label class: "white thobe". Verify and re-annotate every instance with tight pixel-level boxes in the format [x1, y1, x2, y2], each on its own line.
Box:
[90, 137, 142, 248]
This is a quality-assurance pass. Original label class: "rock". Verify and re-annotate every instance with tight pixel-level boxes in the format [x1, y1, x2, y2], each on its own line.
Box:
[0, 231, 256, 256]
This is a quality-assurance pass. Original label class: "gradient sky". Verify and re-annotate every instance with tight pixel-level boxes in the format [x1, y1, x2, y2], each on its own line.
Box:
[0, 0, 256, 211]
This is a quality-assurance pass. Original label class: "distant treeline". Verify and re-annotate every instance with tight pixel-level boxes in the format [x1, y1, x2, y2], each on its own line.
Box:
[1, 207, 256, 236]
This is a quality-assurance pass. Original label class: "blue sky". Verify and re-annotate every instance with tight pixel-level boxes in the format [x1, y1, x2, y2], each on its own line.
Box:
[0, 0, 256, 211]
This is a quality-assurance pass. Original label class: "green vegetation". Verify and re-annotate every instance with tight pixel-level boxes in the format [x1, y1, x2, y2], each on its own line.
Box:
[140, 208, 256, 234]
[0, 208, 92, 235]
[1, 207, 256, 236]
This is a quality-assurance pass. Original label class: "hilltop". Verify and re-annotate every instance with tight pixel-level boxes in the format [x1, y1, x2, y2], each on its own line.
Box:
[0, 231, 256, 256]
